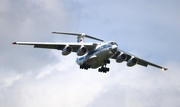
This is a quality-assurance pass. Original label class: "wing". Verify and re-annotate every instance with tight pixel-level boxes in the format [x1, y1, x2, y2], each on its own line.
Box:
[111, 49, 168, 70]
[12, 42, 98, 53]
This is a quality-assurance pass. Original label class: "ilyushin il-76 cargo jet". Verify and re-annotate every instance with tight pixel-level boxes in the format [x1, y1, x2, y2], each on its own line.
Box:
[12, 32, 167, 73]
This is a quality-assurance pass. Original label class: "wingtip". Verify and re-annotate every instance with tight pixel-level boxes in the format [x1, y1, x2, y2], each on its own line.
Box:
[162, 68, 168, 71]
[12, 42, 17, 44]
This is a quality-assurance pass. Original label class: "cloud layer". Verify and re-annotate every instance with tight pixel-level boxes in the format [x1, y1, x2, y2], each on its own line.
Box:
[0, 0, 180, 107]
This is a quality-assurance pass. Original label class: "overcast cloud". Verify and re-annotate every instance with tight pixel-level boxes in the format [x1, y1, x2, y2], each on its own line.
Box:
[0, 0, 180, 107]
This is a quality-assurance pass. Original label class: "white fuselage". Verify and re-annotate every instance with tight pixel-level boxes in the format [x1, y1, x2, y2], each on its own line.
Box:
[76, 42, 118, 68]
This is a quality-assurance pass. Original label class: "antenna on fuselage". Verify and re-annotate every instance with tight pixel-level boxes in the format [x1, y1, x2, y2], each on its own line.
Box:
[52, 32, 104, 43]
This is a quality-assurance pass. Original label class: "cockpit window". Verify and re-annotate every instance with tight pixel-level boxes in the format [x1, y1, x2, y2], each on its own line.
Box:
[108, 41, 118, 46]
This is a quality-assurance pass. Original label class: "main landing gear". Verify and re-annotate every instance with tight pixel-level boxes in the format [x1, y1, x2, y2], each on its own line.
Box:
[80, 63, 91, 70]
[98, 67, 110, 73]
[98, 59, 110, 73]
[80, 59, 110, 73]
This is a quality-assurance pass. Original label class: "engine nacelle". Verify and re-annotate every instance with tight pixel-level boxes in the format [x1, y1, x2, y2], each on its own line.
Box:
[77, 46, 88, 56]
[127, 57, 138, 67]
[116, 54, 127, 63]
[62, 46, 72, 55]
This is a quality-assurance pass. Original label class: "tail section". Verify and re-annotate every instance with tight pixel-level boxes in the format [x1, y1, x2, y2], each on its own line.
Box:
[52, 32, 104, 43]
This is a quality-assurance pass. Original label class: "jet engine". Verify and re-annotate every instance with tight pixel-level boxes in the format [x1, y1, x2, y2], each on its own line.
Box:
[77, 46, 88, 56]
[127, 57, 138, 67]
[62, 46, 72, 55]
[116, 53, 127, 63]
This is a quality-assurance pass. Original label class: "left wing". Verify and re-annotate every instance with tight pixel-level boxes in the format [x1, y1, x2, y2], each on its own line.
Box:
[112, 49, 168, 70]
[12, 42, 98, 53]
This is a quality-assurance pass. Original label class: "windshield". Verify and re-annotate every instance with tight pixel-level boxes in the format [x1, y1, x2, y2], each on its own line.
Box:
[108, 41, 118, 46]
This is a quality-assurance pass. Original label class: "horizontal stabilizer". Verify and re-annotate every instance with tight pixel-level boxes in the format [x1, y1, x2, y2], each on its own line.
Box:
[52, 32, 104, 42]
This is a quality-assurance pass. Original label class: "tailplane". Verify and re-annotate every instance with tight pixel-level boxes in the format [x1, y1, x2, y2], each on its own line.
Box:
[52, 32, 104, 43]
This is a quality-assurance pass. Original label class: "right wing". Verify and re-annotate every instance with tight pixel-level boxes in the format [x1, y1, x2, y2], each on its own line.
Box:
[112, 49, 168, 70]
[12, 42, 98, 53]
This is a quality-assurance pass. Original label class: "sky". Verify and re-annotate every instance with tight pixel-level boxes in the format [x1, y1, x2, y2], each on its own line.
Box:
[0, 0, 180, 107]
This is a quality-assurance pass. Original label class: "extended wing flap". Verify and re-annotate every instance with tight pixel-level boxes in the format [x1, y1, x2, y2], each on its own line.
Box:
[137, 59, 148, 67]
[34, 44, 60, 49]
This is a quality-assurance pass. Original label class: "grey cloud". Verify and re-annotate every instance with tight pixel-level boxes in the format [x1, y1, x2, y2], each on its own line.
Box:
[0, 0, 70, 72]
[0, 53, 113, 107]
[0, 0, 180, 107]
[87, 61, 180, 107]
[1, 56, 179, 107]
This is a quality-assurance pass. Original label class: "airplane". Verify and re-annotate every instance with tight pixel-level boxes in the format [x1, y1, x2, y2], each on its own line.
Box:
[12, 32, 168, 73]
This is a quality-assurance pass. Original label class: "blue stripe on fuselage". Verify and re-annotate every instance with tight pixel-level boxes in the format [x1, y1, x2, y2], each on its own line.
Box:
[78, 44, 111, 61]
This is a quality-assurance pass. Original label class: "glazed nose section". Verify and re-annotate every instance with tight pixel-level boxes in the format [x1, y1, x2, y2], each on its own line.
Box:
[111, 44, 118, 53]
